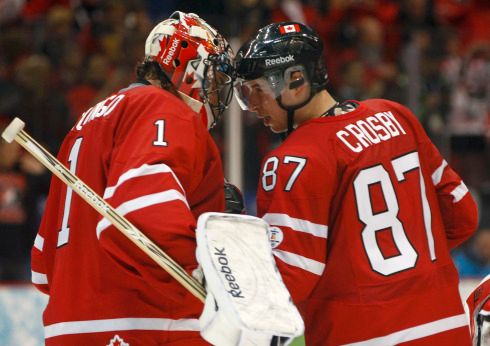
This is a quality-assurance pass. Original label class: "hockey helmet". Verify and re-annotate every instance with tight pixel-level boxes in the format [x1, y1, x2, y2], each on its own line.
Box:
[145, 11, 234, 128]
[234, 22, 327, 112]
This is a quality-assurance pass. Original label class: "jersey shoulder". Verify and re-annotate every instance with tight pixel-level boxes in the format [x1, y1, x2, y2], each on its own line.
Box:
[123, 85, 197, 122]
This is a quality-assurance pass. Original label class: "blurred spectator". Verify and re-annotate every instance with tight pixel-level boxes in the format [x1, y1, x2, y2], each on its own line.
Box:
[0, 115, 50, 281]
[237, 0, 271, 40]
[453, 227, 490, 278]
[338, 60, 367, 100]
[40, 6, 76, 66]
[0, 136, 26, 281]
[66, 53, 111, 120]
[402, 29, 431, 115]
[0, 0, 24, 25]
[176, 0, 229, 34]
[443, 45, 490, 191]
[21, 0, 70, 21]
[435, 0, 490, 53]
[57, 43, 84, 88]
[13, 54, 72, 152]
[399, 0, 436, 41]
[269, 0, 321, 28]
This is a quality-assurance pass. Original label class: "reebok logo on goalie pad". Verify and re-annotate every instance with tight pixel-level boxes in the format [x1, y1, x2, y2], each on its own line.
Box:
[214, 247, 244, 298]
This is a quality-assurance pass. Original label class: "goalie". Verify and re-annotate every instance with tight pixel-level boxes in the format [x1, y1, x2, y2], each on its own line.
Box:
[31, 11, 236, 346]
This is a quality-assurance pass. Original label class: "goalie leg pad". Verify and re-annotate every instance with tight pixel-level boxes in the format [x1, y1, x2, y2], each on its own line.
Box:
[196, 212, 304, 346]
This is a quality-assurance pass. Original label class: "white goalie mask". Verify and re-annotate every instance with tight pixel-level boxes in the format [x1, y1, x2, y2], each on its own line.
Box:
[145, 11, 235, 129]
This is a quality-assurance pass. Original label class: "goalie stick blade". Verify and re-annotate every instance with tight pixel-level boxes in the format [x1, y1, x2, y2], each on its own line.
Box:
[2, 117, 25, 143]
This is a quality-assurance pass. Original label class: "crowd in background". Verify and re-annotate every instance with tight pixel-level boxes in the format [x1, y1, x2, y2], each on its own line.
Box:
[0, 0, 488, 282]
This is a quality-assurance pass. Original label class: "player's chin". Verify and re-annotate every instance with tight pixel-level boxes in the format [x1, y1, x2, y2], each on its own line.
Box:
[270, 126, 288, 134]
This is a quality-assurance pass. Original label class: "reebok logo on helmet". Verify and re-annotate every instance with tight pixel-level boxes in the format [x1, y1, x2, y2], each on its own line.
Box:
[265, 55, 294, 67]
[162, 37, 180, 65]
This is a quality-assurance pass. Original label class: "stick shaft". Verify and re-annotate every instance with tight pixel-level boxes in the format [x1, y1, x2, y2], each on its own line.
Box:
[15, 128, 206, 302]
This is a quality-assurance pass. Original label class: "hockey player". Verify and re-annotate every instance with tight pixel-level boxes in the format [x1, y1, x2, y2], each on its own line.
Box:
[31, 12, 234, 346]
[467, 275, 490, 346]
[235, 22, 478, 345]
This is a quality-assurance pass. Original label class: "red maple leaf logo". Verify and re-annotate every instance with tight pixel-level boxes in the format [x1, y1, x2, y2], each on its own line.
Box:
[107, 335, 129, 346]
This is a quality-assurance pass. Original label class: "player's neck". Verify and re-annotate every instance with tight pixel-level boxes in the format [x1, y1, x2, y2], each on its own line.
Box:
[146, 79, 161, 88]
[294, 90, 336, 125]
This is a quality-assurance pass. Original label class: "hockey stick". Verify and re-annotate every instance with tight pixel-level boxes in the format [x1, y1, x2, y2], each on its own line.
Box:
[1, 117, 206, 302]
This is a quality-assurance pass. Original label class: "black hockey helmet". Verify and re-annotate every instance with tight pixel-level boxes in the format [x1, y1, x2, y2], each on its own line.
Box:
[234, 22, 328, 135]
[234, 22, 328, 112]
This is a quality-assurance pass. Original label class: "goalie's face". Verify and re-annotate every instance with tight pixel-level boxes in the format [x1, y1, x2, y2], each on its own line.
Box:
[201, 53, 234, 127]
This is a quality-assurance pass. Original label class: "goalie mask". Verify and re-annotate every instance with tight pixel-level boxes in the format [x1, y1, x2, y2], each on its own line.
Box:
[234, 22, 327, 135]
[145, 11, 234, 129]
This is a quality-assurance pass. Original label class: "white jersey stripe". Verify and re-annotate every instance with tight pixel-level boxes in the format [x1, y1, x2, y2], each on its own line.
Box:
[431, 160, 447, 186]
[263, 213, 328, 238]
[273, 249, 325, 275]
[34, 234, 44, 251]
[96, 190, 189, 238]
[32, 271, 48, 285]
[342, 314, 468, 346]
[44, 317, 200, 338]
[103, 163, 185, 199]
[451, 181, 468, 203]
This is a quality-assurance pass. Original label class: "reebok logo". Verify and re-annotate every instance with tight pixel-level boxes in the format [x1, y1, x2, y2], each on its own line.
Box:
[163, 38, 179, 65]
[213, 247, 244, 298]
[265, 55, 294, 67]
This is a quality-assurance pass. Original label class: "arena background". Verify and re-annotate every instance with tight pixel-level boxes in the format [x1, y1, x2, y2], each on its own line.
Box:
[0, 0, 489, 344]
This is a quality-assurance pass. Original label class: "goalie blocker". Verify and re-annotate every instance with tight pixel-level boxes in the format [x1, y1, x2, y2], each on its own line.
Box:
[196, 213, 304, 345]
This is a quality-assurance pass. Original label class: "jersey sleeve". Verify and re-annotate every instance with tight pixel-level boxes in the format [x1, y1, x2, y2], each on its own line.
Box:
[422, 140, 478, 249]
[96, 102, 213, 302]
[390, 101, 478, 249]
[257, 145, 334, 304]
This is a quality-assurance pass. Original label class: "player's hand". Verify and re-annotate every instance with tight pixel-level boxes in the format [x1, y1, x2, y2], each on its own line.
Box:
[191, 265, 205, 285]
[224, 181, 245, 214]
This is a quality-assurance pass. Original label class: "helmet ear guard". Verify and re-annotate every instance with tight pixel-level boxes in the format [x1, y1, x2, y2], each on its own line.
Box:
[284, 65, 307, 90]
[289, 77, 305, 89]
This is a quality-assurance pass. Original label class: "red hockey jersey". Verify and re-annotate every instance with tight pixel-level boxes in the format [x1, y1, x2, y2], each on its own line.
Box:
[31, 83, 224, 345]
[257, 99, 478, 345]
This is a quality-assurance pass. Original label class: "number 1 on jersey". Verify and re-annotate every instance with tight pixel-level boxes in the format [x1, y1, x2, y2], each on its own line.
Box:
[153, 120, 168, 147]
[57, 137, 83, 247]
